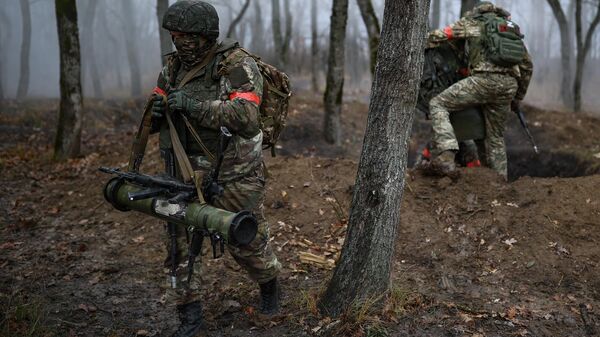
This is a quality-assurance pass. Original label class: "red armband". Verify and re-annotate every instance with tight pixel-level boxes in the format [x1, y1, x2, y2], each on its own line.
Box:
[153, 86, 167, 97]
[229, 92, 261, 105]
[443, 26, 454, 40]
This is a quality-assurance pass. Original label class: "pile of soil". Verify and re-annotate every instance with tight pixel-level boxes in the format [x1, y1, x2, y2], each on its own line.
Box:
[1, 94, 599, 336]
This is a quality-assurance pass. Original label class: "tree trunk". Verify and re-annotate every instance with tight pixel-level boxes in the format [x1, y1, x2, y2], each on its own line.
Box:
[318, 0, 430, 317]
[271, 0, 283, 67]
[460, 0, 477, 16]
[157, 0, 172, 66]
[573, 0, 600, 112]
[17, 0, 32, 99]
[323, 0, 349, 145]
[356, 0, 381, 75]
[547, 0, 573, 108]
[121, 0, 142, 97]
[82, 1, 103, 98]
[0, 10, 8, 100]
[281, 0, 293, 68]
[311, 0, 319, 92]
[226, 0, 251, 38]
[251, 0, 265, 55]
[430, 0, 441, 28]
[54, 0, 83, 160]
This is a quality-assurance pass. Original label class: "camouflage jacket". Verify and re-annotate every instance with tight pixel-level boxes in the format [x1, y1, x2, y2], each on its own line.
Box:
[428, 6, 533, 100]
[155, 39, 264, 182]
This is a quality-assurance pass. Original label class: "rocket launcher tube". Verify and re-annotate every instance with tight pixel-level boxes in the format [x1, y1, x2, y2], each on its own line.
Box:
[103, 178, 258, 246]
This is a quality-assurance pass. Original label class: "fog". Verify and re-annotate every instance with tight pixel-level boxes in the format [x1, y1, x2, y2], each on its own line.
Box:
[1, 0, 600, 111]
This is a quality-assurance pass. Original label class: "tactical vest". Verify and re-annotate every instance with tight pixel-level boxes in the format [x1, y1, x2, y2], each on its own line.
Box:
[159, 39, 263, 182]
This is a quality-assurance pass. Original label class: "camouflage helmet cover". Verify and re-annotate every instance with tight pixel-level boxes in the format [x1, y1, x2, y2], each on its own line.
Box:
[472, 1, 511, 18]
[162, 0, 219, 40]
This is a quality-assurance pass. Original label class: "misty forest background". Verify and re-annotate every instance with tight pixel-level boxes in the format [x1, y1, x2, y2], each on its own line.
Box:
[2, 0, 600, 113]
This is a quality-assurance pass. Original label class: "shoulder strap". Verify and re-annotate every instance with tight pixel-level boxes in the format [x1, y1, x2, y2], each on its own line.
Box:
[176, 45, 218, 90]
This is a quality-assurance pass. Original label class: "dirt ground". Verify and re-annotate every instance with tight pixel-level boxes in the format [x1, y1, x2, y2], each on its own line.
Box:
[1, 93, 600, 337]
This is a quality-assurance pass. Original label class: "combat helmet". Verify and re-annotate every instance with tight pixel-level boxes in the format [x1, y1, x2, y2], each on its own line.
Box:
[472, 1, 511, 17]
[162, 0, 219, 40]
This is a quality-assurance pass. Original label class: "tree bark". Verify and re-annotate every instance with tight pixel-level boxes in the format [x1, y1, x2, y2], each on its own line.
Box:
[356, 0, 381, 75]
[573, 0, 600, 112]
[318, 0, 430, 317]
[323, 0, 349, 145]
[54, 0, 83, 160]
[311, 0, 319, 92]
[81, 1, 103, 98]
[226, 0, 251, 38]
[271, 0, 283, 67]
[282, 0, 293, 68]
[0, 10, 8, 100]
[17, 0, 32, 99]
[157, 0, 172, 66]
[547, 0, 574, 108]
[460, 0, 477, 16]
[430, 0, 441, 28]
[121, 0, 142, 97]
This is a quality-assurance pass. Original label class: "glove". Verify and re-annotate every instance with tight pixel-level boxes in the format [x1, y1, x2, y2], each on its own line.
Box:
[151, 94, 167, 119]
[167, 90, 195, 115]
[511, 100, 521, 113]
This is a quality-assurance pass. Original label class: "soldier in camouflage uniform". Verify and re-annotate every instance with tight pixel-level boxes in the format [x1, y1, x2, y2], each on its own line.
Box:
[427, 1, 533, 179]
[150, 1, 282, 336]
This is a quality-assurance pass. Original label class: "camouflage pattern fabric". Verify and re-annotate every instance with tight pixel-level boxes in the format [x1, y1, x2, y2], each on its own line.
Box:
[153, 39, 280, 306]
[430, 73, 518, 179]
[163, 165, 281, 305]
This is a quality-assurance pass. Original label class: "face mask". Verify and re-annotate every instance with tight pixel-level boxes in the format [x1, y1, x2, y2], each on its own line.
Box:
[172, 34, 215, 69]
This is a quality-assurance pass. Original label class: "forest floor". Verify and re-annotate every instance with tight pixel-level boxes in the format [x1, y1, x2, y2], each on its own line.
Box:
[1, 93, 600, 337]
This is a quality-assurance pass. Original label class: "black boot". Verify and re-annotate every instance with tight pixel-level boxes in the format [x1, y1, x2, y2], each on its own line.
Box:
[259, 278, 280, 315]
[171, 301, 204, 337]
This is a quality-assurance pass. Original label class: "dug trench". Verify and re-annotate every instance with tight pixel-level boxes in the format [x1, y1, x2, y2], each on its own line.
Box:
[1, 95, 599, 336]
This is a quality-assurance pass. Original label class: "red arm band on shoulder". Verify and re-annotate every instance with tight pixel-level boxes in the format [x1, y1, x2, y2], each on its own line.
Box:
[443, 26, 454, 40]
[229, 92, 261, 105]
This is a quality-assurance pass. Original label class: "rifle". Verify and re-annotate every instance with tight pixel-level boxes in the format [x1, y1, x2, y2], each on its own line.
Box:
[202, 126, 233, 204]
[513, 104, 539, 154]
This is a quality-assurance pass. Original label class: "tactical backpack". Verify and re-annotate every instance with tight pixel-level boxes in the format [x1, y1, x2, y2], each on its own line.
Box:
[220, 48, 291, 156]
[476, 13, 526, 67]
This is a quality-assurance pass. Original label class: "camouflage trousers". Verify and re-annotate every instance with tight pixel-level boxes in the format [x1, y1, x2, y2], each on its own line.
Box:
[429, 73, 518, 179]
[162, 165, 281, 305]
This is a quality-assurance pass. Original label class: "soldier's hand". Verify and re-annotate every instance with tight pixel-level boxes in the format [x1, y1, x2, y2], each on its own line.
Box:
[511, 100, 521, 113]
[167, 90, 194, 115]
[151, 94, 167, 119]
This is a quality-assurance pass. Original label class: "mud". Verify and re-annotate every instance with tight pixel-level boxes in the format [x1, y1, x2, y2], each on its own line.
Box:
[1, 94, 600, 337]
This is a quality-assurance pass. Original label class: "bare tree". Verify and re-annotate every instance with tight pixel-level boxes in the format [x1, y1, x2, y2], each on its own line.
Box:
[251, 0, 265, 55]
[356, 0, 381, 75]
[121, 0, 142, 97]
[226, 0, 251, 38]
[323, 0, 349, 145]
[157, 0, 172, 66]
[460, 0, 477, 16]
[54, 0, 83, 160]
[573, 0, 600, 112]
[311, 0, 319, 91]
[271, 0, 292, 68]
[430, 0, 441, 28]
[282, 0, 293, 65]
[318, 0, 430, 316]
[81, 1, 103, 98]
[0, 9, 9, 100]
[17, 0, 32, 99]
[547, 0, 573, 107]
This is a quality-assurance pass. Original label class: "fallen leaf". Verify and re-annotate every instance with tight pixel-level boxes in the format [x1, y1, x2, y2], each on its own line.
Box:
[132, 236, 145, 244]
[503, 238, 518, 247]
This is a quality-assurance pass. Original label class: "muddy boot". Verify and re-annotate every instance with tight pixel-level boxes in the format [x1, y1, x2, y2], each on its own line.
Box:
[259, 278, 280, 315]
[172, 301, 204, 337]
[431, 150, 457, 176]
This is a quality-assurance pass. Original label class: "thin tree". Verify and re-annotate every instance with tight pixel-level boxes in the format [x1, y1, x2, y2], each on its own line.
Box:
[356, 0, 381, 75]
[323, 0, 349, 145]
[318, 0, 430, 316]
[157, 0, 172, 66]
[0, 9, 9, 100]
[17, 0, 32, 99]
[282, 0, 293, 66]
[573, 0, 600, 112]
[226, 0, 251, 38]
[546, 0, 574, 107]
[121, 0, 142, 97]
[54, 0, 83, 160]
[311, 0, 319, 91]
[272, 0, 284, 67]
[430, 0, 441, 28]
[251, 0, 265, 55]
[81, 1, 103, 98]
[460, 0, 477, 16]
